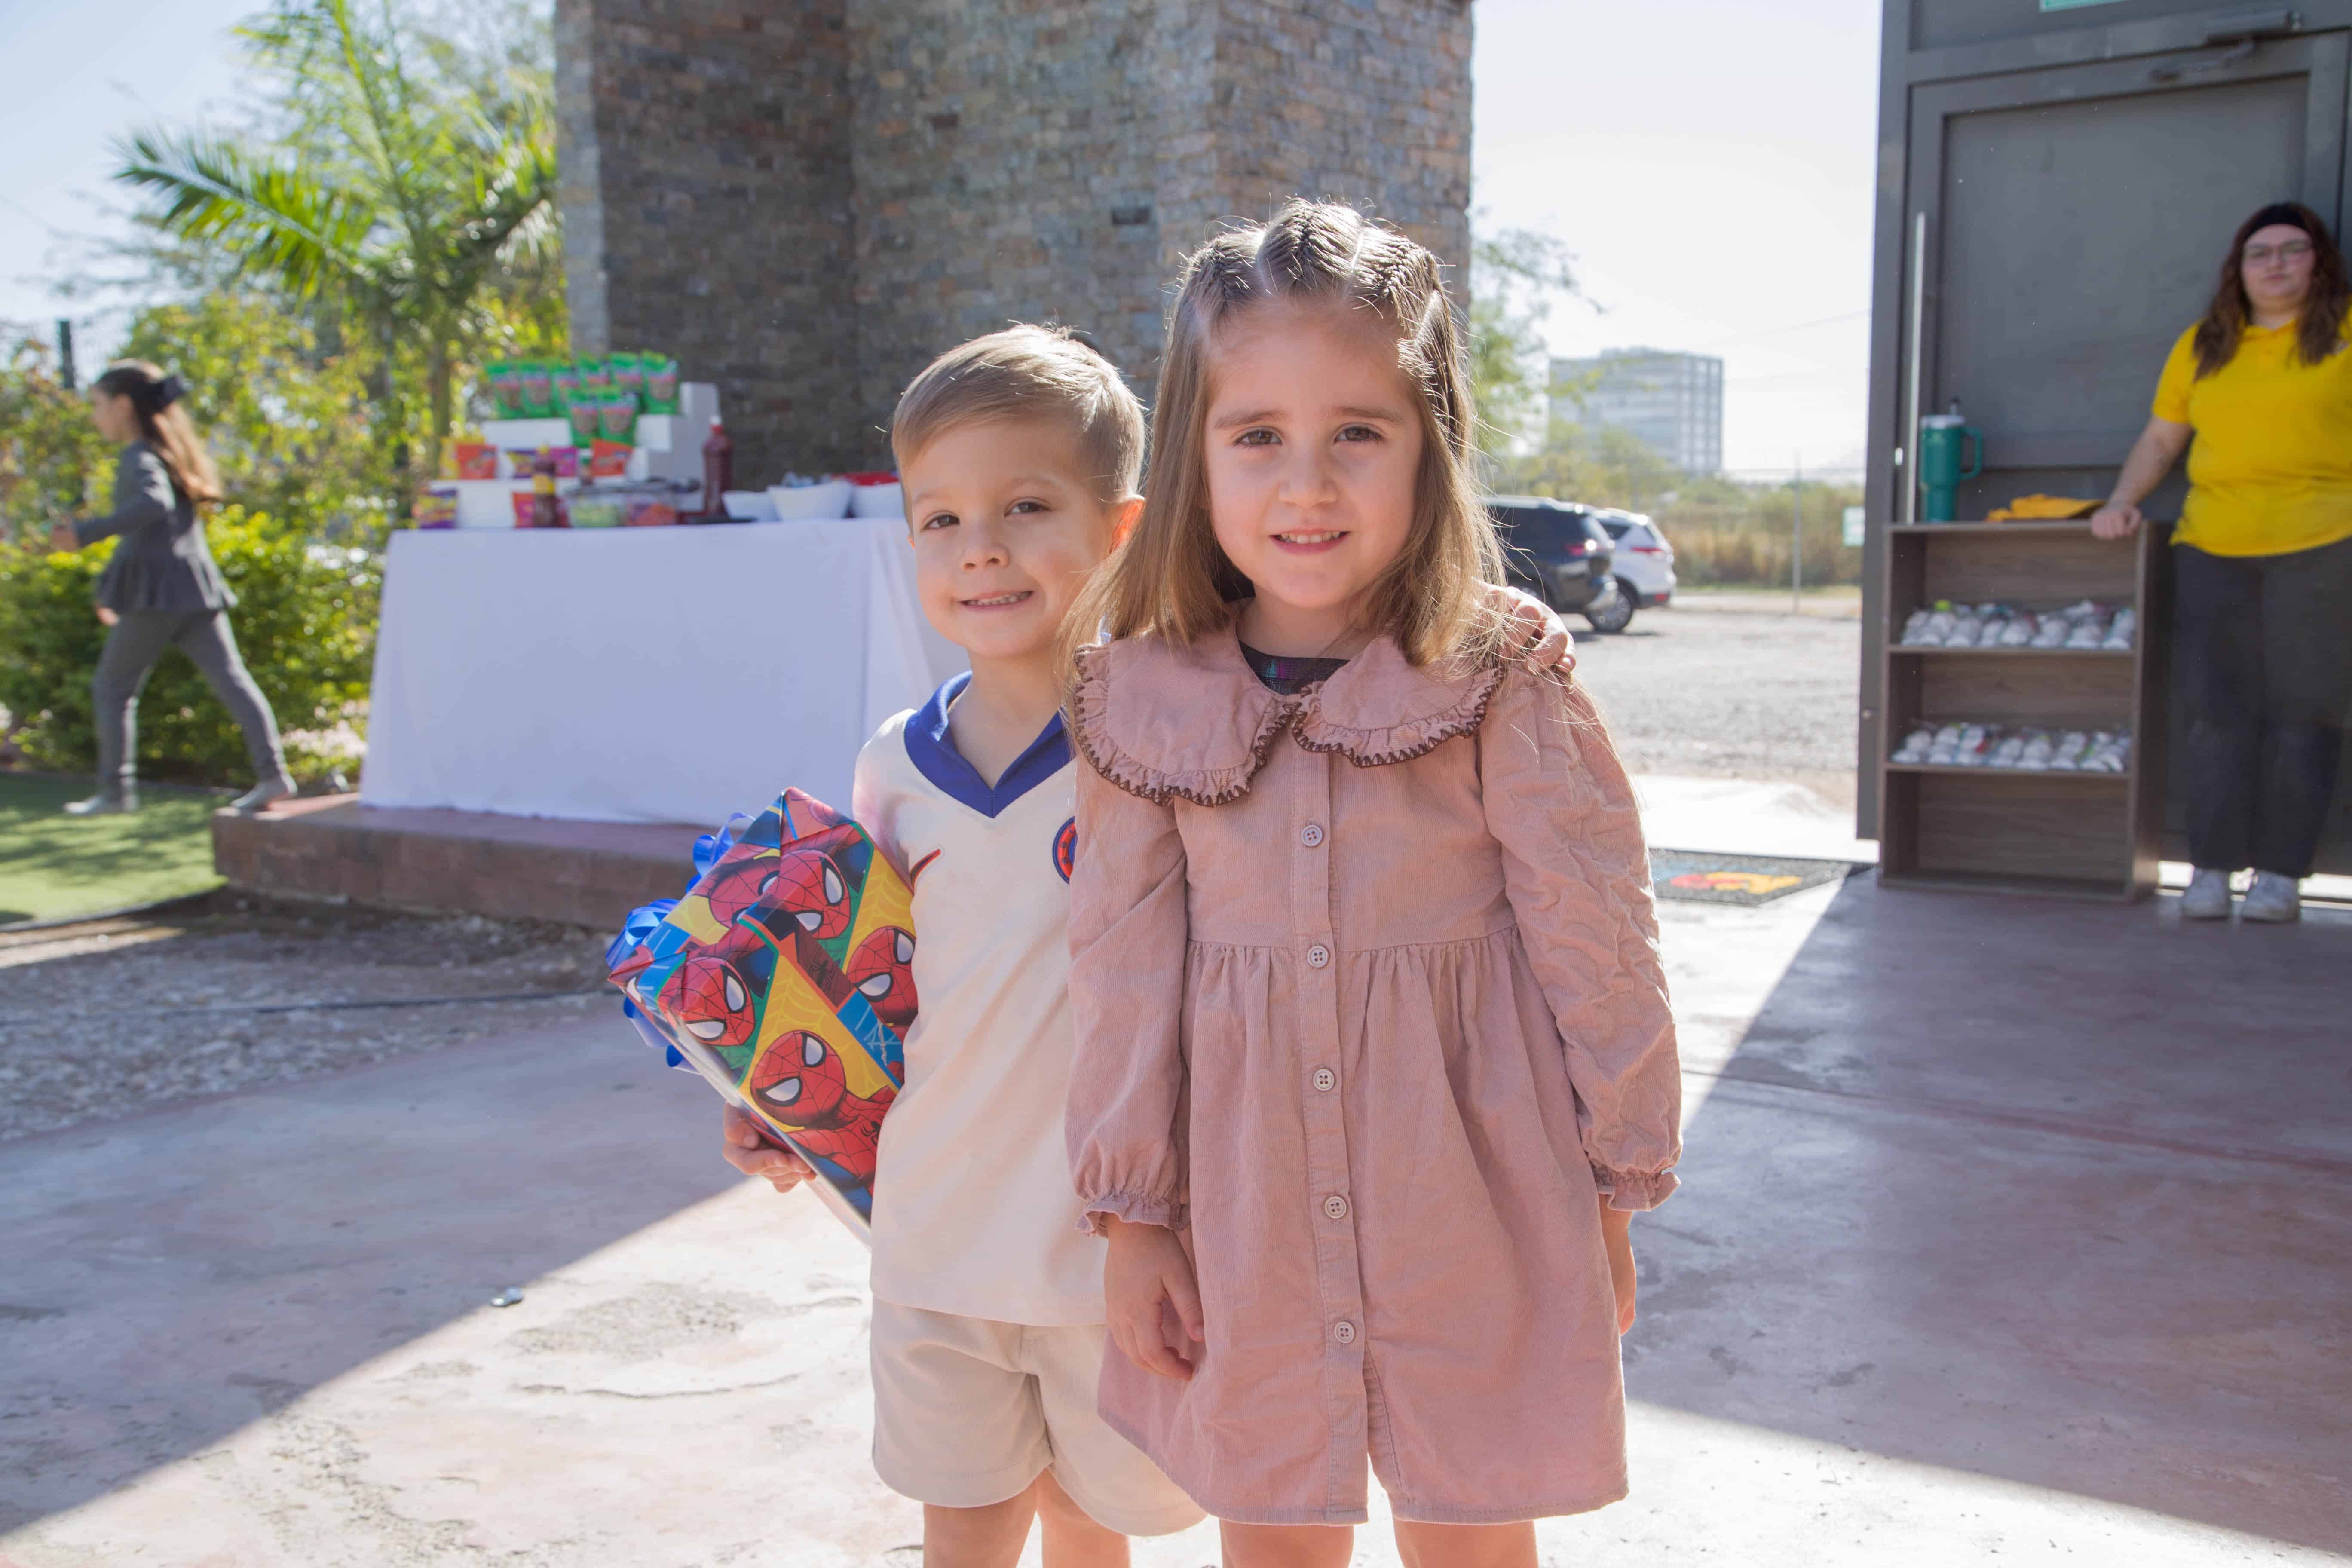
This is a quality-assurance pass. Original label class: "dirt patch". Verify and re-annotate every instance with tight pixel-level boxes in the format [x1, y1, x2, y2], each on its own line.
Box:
[0, 890, 619, 1142]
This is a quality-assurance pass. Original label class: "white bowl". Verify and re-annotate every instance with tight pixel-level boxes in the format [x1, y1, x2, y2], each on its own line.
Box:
[769, 480, 854, 520]
[850, 480, 904, 519]
[723, 489, 777, 521]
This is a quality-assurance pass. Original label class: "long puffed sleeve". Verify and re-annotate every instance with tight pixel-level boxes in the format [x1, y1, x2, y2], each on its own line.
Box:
[1065, 755, 1192, 1234]
[1479, 655, 1682, 1210]
[75, 447, 173, 547]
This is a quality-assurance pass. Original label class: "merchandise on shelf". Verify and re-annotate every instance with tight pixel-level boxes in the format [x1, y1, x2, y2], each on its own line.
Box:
[506, 444, 579, 480]
[518, 360, 557, 419]
[643, 353, 680, 414]
[1896, 597, 2133, 651]
[1893, 721, 2132, 772]
[450, 438, 497, 481]
[412, 484, 458, 529]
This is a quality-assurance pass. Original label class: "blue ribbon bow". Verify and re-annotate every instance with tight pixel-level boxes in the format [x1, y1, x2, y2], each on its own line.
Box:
[606, 812, 754, 1067]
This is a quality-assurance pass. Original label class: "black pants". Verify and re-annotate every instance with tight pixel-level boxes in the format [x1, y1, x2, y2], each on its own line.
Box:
[2174, 535, 2352, 876]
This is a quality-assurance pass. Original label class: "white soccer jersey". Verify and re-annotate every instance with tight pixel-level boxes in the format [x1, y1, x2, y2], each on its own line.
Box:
[851, 674, 1102, 1325]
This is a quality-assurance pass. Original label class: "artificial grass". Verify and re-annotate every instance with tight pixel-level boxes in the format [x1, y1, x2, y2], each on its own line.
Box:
[0, 773, 226, 926]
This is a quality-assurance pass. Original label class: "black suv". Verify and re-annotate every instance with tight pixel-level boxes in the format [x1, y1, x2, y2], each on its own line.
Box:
[1485, 496, 1632, 634]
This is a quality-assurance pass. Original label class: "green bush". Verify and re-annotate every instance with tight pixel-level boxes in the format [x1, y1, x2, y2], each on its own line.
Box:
[0, 507, 379, 786]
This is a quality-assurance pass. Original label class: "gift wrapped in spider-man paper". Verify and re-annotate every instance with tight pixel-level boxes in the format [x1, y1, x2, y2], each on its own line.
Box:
[607, 788, 916, 1240]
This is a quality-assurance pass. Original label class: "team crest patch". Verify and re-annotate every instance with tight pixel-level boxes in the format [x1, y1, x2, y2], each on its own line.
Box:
[1052, 818, 1078, 882]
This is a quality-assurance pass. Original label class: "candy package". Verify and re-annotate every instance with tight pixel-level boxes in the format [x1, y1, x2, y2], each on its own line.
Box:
[577, 356, 612, 395]
[610, 351, 646, 406]
[412, 484, 457, 529]
[589, 438, 634, 479]
[551, 361, 584, 413]
[518, 360, 556, 419]
[506, 445, 580, 480]
[598, 398, 638, 445]
[566, 396, 603, 449]
[607, 790, 917, 1240]
[643, 352, 680, 414]
[485, 362, 524, 420]
[452, 440, 498, 481]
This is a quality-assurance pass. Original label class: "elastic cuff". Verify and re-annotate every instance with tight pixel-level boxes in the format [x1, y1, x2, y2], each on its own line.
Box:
[1077, 1192, 1187, 1236]
[1593, 1165, 1678, 1212]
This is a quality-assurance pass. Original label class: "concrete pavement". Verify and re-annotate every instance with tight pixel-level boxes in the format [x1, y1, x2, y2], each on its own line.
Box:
[3, 871, 2346, 1565]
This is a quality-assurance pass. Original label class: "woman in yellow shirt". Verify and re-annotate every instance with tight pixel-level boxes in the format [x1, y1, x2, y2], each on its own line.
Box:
[2092, 202, 2352, 923]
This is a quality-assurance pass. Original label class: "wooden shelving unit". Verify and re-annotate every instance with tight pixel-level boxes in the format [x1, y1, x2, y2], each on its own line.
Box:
[1876, 522, 2169, 901]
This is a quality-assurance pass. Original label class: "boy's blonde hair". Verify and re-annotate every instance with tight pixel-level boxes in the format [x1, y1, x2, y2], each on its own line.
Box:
[1071, 200, 1505, 670]
[890, 324, 1145, 504]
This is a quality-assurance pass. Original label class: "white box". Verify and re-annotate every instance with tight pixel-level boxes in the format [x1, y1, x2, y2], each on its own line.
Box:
[480, 417, 574, 450]
[452, 477, 582, 528]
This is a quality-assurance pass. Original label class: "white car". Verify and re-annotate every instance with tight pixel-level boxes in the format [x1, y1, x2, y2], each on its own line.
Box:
[1596, 510, 1676, 609]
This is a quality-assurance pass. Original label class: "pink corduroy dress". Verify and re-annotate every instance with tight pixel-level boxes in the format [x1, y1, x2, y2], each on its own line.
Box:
[1064, 585, 1683, 1528]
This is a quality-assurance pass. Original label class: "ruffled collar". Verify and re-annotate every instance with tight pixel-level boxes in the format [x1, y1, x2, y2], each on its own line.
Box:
[1071, 586, 1573, 807]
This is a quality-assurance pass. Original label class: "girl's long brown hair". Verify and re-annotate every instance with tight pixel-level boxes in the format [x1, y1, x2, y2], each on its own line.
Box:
[2192, 202, 2350, 377]
[94, 360, 224, 507]
[1067, 200, 1505, 673]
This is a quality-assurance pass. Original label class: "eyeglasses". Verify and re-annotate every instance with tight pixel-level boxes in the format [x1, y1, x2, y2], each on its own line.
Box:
[2245, 240, 2314, 266]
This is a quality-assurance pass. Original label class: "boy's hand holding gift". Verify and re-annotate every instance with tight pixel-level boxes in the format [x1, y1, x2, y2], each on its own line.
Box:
[606, 787, 918, 1238]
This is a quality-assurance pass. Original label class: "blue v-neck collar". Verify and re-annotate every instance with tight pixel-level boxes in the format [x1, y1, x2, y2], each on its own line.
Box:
[904, 671, 1072, 818]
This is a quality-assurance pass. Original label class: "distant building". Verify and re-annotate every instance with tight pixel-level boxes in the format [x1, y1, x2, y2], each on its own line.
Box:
[1550, 349, 1724, 475]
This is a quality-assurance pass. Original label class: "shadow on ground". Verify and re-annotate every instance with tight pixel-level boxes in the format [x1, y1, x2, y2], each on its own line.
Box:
[0, 1019, 735, 1533]
[1629, 875, 2352, 1554]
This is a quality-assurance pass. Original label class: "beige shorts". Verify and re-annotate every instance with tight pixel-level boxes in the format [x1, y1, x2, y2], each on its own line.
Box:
[869, 1300, 1203, 1537]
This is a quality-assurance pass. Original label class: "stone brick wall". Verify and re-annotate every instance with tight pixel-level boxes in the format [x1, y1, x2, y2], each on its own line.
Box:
[556, 0, 861, 478]
[559, 0, 1474, 477]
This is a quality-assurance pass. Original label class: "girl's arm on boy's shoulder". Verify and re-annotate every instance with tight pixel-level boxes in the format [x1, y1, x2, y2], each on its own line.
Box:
[1064, 759, 1192, 1236]
[1479, 658, 1682, 1212]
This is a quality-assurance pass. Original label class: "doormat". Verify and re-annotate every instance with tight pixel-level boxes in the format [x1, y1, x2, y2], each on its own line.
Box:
[1650, 849, 1858, 906]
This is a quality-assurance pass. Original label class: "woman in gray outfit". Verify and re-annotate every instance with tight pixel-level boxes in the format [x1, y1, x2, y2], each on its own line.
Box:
[47, 361, 292, 816]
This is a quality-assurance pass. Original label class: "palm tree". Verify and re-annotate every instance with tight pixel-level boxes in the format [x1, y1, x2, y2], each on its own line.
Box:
[115, 0, 558, 480]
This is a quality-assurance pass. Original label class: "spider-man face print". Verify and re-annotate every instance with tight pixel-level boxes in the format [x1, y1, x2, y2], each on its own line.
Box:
[773, 848, 851, 938]
[701, 852, 780, 927]
[659, 953, 756, 1048]
[843, 926, 917, 1029]
[748, 1029, 848, 1123]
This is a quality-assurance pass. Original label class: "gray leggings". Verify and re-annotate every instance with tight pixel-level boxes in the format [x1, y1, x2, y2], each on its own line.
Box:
[93, 609, 287, 796]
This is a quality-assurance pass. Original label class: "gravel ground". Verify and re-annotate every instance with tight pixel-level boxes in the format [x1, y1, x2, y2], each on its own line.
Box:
[0, 892, 615, 1142]
[1569, 597, 1862, 809]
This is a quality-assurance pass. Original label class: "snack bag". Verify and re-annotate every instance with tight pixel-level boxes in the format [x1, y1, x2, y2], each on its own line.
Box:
[511, 489, 569, 528]
[551, 361, 584, 412]
[518, 360, 556, 418]
[508, 445, 579, 480]
[485, 362, 523, 420]
[577, 355, 612, 395]
[598, 398, 638, 444]
[608, 790, 916, 1238]
[564, 395, 603, 449]
[453, 439, 498, 481]
[412, 485, 458, 528]
[643, 353, 681, 414]
[589, 438, 633, 479]
[610, 351, 646, 404]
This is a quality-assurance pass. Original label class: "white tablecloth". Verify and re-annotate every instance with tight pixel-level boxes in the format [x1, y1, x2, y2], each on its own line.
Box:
[360, 520, 965, 825]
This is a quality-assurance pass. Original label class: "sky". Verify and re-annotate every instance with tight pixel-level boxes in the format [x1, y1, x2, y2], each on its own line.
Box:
[1, 0, 1883, 477]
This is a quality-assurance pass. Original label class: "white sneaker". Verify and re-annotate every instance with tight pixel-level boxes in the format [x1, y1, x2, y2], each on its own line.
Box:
[63, 793, 137, 816]
[228, 775, 295, 814]
[2241, 871, 2301, 924]
[2180, 867, 2233, 920]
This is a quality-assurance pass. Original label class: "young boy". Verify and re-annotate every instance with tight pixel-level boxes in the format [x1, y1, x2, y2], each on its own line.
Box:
[721, 325, 1201, 1566]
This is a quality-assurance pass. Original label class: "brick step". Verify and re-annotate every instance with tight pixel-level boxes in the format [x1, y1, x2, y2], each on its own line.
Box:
[211, 796, 701, 929]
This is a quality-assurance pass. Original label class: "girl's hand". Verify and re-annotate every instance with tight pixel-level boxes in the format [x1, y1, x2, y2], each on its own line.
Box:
[1599, 1197, 1637, 1335]
[719, 1104, 815, 1194]
[49, 521, 77, 552]
[1102, 1216, 1204, 1381]
[2088, 502, 2142, 540]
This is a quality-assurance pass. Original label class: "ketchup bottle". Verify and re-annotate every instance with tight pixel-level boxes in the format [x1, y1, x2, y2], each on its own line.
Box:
[701, 416, 734, 520]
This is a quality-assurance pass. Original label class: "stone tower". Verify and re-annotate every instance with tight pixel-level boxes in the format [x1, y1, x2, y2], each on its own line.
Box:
[556, 0, 1473, 482]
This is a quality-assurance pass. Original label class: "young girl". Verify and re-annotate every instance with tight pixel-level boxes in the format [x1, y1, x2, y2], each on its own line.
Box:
[47, 360, 293, 816]
[1062, 202, 1682, 1568]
